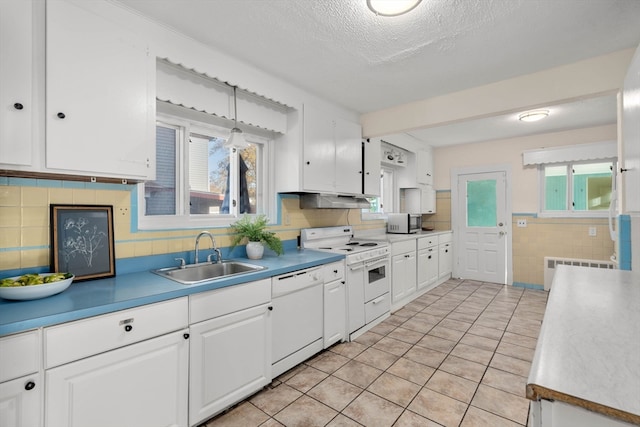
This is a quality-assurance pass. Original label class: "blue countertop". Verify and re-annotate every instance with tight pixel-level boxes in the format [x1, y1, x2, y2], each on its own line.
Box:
[0, 249, 344, 336]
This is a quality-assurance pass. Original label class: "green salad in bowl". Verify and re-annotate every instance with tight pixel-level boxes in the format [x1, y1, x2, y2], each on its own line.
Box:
[0, 273, 75, 300]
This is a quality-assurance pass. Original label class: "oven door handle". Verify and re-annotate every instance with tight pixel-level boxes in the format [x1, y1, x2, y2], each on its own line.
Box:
[349, 263, 366, 271]
[365, 256, 389, 269]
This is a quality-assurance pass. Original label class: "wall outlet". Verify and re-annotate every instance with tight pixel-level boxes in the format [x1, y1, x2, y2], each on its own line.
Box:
[517, 219, 527, 227]
[589, 226, 597, 236]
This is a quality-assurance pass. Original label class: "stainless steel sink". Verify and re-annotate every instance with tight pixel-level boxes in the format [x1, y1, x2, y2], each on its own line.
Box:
[153, 261, 267, 285]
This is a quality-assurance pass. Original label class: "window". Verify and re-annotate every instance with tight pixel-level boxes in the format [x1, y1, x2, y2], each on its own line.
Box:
[138, 116, 273, 230]
[540, 160, 615, 216]
[362, 167, 394, 218]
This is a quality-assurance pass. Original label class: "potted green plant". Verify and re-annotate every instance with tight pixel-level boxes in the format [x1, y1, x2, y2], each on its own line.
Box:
[229, 215, 284, 259]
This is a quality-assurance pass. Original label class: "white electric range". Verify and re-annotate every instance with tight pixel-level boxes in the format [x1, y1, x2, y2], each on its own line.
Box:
[301, 226, 391, 340]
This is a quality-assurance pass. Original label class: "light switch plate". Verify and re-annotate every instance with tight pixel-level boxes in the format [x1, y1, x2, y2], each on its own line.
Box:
[589, 226, 597, 236]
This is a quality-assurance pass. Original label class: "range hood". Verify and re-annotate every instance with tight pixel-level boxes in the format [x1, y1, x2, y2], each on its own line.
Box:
[299, 193, 371, 209]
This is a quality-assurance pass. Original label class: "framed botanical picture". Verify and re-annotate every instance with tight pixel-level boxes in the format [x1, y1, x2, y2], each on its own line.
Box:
[50, 205, 116, 281]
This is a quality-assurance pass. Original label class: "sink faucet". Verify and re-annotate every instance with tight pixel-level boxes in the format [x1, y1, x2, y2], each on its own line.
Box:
[194, 231, 222, 264]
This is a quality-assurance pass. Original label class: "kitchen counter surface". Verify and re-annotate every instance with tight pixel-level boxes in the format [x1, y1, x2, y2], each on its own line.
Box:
[0, 249, 344, 337]
[356, 229, 451, 243]
[526, 265, 640, 424]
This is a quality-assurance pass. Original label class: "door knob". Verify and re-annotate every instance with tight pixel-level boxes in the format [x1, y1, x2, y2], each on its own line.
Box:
[499, 231, 507, 236]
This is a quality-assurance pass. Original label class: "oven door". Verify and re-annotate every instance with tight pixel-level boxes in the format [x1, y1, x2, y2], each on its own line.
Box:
[364, 255, 390, 302]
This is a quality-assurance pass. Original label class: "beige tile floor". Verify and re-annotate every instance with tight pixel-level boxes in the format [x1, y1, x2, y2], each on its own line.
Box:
[201, 278, 548, 427]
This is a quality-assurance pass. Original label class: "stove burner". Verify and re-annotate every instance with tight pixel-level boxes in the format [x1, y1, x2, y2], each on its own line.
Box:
[359, 242, 378, 247]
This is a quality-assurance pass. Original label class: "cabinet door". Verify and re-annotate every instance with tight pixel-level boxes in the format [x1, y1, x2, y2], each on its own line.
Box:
[46, 0, 155, 180]
[46, 329, 189, 427]
[0, 0, 34, 168]
[0, 374, 41, 427]
[363, 138, 381, 196]
[189, 304, 271, 426]
[417, 247, 438, 290]
[324, 279, 346, 348]
[416, 149, 434, 185]
[392, 252, 417, 303]
[334, 118, 363, 195]
[421, 186, 436, 214]
[303, 104, 335, 192]
[439, 242, 453, 280]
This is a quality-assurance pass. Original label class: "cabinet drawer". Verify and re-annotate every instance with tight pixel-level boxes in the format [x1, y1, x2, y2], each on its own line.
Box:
[0, 330, 40, 383]
[417, 236, 437, 249]
[44, 298, 188, 369]
[392, 239, 416, 255]
[323, 261, 345, 282]
[365, 292, 390, 323]
[438, 232, 453, 244]
[190, 279, 271, 324]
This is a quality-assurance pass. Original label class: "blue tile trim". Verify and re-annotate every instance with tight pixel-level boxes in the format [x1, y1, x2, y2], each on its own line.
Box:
[512, 282, 545, 291]
[618, 215, 632, 271]
[512, 213, 538, 218]
[2, 239, 300, 277]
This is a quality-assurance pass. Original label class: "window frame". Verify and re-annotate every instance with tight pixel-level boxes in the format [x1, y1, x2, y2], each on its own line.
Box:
[538, 158, 616, 218]
[137, 113, 276, 230]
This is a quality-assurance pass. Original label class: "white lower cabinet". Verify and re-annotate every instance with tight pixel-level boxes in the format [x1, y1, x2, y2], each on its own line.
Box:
[323, 261, 346, 348]
[45, 329, 189, 427]
[438, 233, 453, 280]
[0, 373, 41, 427]
[189, 304, 271, 426]
[391, 239, 417, 308]
[0, 330, 42, 427]
[417, 236, 438, 291]
[188, 279, 272, 426]
[44, 298, 189, 427]
[529, 399, 636, 427]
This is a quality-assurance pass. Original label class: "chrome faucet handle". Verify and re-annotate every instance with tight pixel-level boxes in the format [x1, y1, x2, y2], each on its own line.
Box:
[175, 258, 186, 269]
[207, 248, 223, 264]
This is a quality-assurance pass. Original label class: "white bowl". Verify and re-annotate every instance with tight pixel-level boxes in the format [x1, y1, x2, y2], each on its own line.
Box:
[0, 273, 74, 301]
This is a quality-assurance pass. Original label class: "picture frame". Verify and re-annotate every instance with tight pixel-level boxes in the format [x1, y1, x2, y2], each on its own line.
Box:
[50, 205, 116, 281]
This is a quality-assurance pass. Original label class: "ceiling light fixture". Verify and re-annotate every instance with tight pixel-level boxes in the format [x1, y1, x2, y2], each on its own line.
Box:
[518, 110, 549, 122]
[224, 86, 249, 150]
[367, 0, 422, 16]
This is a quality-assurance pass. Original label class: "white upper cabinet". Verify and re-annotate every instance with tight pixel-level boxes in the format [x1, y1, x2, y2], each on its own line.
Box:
[363, 137, 381, 197]
[277, 104, 363, 195]
[416, 148, 434, 186]
[302, 105, 336, 193]
[45, 0, 156, 180]
[333, 117, 363, 195]
[403, 185, 436, 214]
[0, 0, 36, 169]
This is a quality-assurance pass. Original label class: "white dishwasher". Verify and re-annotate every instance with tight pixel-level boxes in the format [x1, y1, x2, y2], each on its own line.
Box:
[271, 266, 324, 377]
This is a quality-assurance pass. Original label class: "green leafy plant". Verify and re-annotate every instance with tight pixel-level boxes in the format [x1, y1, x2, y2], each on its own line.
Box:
[229, 215, 284, 255]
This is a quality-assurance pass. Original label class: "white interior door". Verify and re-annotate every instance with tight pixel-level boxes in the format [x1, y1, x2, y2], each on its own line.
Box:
[454, 169, 511, 284]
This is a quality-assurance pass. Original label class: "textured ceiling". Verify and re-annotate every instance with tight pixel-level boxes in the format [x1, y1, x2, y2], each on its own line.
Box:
[115, 0, 640, 145]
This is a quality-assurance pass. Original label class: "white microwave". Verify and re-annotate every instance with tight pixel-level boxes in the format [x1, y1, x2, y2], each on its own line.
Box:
[387, 213, 421, 234]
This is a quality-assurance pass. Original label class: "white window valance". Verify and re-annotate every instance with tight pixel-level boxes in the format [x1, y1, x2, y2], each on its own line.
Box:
[522, 140, 617, 165]
[156, 58, 291, 134]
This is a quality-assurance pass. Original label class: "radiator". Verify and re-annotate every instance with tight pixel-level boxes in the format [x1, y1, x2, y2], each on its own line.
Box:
[543, 256, 616, 290]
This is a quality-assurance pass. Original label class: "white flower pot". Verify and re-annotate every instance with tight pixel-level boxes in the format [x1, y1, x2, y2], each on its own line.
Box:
[246, 241, 264, 260]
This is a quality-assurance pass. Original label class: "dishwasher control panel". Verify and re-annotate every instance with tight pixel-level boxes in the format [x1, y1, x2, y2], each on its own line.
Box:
[271, 266, 323, 297]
